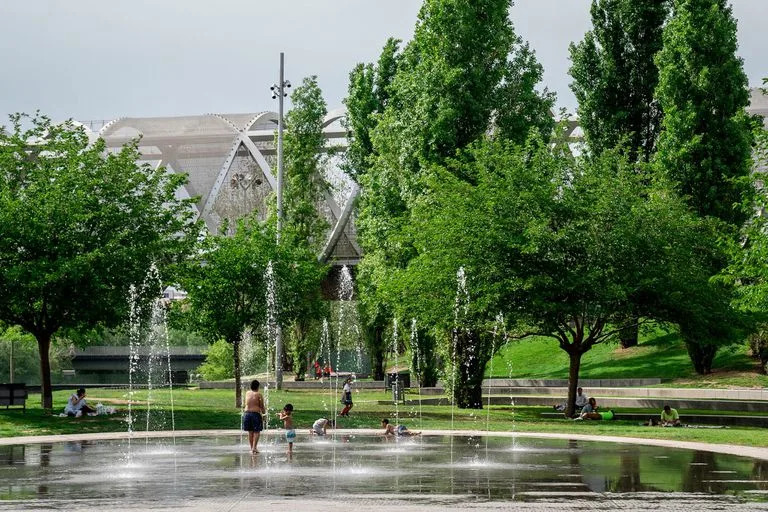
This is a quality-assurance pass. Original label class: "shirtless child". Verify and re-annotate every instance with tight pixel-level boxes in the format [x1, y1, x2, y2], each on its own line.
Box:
[381, 418, 420, 437]
[243, 380, 265, 453]
[278, 404, 296, 457]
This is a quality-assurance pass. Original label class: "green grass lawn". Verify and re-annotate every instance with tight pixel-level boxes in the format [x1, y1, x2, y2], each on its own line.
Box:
[3, 387, 768, 449]
[486, 326, 768, 387]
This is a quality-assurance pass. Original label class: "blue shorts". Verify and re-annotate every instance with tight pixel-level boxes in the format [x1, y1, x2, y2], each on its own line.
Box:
[285, 429, 296, 442]
[242, 412, 263, 432]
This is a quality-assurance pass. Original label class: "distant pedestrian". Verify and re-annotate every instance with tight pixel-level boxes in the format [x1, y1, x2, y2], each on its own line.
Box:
[340, 377, 354, 417]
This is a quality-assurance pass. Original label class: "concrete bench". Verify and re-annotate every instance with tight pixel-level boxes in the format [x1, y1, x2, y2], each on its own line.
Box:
[0, 383, 27, 412]
[540, 411, 768, 428]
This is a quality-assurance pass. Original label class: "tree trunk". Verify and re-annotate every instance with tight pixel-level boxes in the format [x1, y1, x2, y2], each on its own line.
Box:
[565, 350, 582, 418]
[371, 325, 385, 380]
[455, 329, 484, 409]
[415, 330, 439, 388]
[686, 341, 717, 374]
[233, 338, 242, 409]
[456, 381, 483, 409]
[619, 315, 639, 349]
[36, 332, 53, 410]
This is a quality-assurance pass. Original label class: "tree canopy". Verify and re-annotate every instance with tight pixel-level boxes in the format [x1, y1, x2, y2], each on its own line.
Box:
[0, 114, 198, 408]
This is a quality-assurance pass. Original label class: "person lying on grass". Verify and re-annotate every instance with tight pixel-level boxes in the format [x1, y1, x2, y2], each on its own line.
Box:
[574, 397, 614, 421]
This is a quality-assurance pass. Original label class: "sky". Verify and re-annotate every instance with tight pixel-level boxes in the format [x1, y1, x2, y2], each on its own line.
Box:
[0, 1, 766, 123]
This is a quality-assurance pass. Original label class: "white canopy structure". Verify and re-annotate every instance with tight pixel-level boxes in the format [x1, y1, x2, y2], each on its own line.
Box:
[95, 110, 360, 266]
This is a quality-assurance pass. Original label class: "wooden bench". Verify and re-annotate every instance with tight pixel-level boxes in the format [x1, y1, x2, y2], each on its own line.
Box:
[0, 383, 27, 412]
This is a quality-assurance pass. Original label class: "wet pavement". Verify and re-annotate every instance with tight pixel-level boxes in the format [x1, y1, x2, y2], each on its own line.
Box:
[1, 433, 767, 511]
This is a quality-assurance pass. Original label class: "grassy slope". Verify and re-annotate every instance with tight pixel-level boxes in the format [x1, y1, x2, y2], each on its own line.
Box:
[3, 387, 768, 448]
[485, 327, 768, 387]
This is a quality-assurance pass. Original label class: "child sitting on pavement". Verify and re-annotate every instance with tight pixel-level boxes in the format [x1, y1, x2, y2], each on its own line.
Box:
[381, 418, 420, 437]
[309, 417, 335, 436]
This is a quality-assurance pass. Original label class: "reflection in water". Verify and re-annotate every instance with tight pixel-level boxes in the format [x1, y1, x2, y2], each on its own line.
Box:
[0, 445, 25, 466]
[684, 450, 718, 494]
[0, 435, 764, 507]
[753, 460, 768, 491]
[615, 447, 644, 492]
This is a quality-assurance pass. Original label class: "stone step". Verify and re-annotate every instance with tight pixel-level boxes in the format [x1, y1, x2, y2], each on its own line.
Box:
[539, 411, 768, 428]
[481, 378, 665, 387]
[395, 395, 768, 412]
[418, 387, 768, 401]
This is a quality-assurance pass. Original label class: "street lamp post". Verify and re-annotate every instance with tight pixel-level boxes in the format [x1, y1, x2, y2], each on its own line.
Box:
[270, 52, 291, 390]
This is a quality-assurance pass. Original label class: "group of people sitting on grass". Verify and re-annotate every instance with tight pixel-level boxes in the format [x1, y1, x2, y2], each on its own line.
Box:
[559, 387, 681, 426]
[242, 379, 419, 455]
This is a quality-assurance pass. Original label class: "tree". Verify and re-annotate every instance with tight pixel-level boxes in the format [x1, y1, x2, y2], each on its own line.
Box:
[176, 217, 276, 408]
[570, 0, 669, 163]
[281, 75, 331, 378]
[569, 0, 670, 348]
[197, 339, 235, 381]
[653, 0, 756, 370]
[283, 76, 330, 249]
[654, 0, 754, 227]
[177, 215, 325, 407]
[356, 0, 554, 406]
[404, 138, 719, 413]
[0, 114, 197, 409]
[345, 39, 403, 378]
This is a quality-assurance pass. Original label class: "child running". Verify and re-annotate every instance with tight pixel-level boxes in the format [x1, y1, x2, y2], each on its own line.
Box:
[243, 380, 265, 453]
[309, 417, 335, 436]
[278, 403, 296, 457]
[339, 377, 353, 417]
[381, 418, 420, 437]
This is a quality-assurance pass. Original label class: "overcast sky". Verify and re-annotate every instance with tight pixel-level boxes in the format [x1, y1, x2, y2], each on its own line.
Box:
[0, 1, 766, 122]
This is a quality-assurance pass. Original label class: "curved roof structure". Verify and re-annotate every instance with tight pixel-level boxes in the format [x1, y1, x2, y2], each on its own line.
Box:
[97, 110, 360, 265]
[87, 88, 768, 266]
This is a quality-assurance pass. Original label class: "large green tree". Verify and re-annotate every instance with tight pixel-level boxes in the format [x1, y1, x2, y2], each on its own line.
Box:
[654, 0, 755, 371]
[403, 139, 724, 413]
[570, 0, 669, 163]
[654, 0, 754, 226]
[177, 216, 323, 407]
[345, 38, 404, 380]
[281, 75, 331, 379]
[570, 0, 670, 348]
[355, 0, 555, 403]
[0, 114, 197, 409]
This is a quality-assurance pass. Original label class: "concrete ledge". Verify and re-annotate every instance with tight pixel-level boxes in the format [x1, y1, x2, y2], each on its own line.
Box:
[402, 395, 768, 412]
[540, 411, 768, 427]
[419, 386, 768, 401]
[198, 380, 386, 390]
[480, 378, 664, 387]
